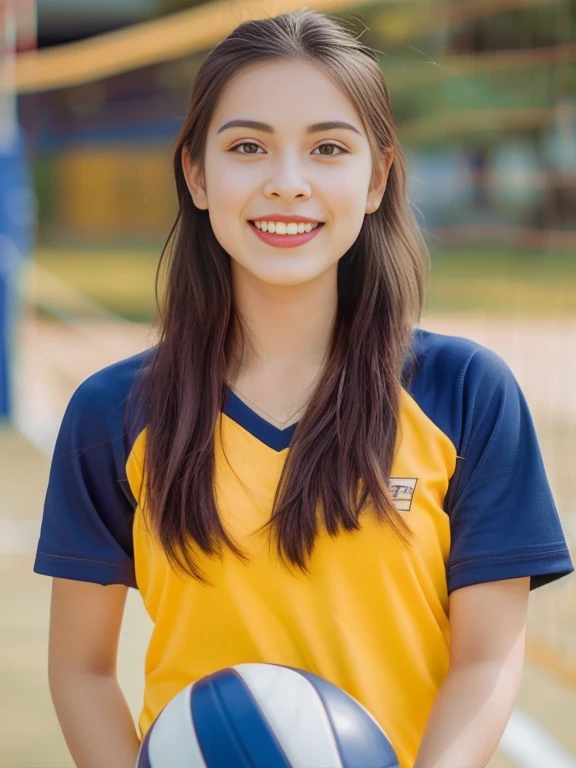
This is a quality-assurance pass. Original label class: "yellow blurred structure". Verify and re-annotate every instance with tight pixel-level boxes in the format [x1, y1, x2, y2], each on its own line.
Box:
[56, 149, 175, 237]
[12, 0, 378, 93]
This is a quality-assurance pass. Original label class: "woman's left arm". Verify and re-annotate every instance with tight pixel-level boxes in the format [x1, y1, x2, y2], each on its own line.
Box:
[414, 576, 530, 768]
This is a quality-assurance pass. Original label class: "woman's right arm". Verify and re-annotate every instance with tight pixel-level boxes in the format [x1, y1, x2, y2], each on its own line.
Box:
[48, 577, 141, 768]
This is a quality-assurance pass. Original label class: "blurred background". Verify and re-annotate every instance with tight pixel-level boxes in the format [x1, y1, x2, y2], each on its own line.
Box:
[0, 0, 575, 766]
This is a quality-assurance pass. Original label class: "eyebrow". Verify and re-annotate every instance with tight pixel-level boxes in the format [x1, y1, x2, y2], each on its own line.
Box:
[217, 119, 362, 136]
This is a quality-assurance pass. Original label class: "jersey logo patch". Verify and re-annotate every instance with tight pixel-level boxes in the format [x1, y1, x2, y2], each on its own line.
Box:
[389, 477, 418, 511]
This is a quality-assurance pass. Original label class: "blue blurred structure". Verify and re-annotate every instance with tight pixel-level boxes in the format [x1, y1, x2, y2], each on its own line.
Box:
[0, 127, 35, 420]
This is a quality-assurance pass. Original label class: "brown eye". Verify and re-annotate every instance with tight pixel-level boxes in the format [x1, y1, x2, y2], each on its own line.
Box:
[315, 143, 347, 156]
[230, 142, 262, 154]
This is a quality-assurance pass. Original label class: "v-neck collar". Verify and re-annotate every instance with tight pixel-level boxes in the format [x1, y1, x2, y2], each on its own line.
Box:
[220, 331, 422, 453]
[222, 387, 298, 452]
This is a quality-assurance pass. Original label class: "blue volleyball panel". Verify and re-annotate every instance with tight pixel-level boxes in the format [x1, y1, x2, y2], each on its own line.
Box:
[136, 723, 154, 768]
[191, 668, 292, 768]
[296, 670, 400, 768]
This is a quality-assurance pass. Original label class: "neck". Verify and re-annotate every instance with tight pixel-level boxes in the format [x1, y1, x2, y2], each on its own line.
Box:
[230, 263, 338, 372]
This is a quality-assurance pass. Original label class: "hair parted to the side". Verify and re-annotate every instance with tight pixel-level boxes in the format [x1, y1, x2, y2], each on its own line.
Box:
[130, 9, 429, 581]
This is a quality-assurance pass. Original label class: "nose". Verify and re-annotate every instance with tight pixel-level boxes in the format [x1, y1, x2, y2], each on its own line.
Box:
[262, 151, 312, 202]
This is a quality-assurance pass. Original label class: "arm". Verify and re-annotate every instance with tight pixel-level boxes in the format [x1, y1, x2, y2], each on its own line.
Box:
[48, 577, 141, 768]
[414, 576, 530, 768]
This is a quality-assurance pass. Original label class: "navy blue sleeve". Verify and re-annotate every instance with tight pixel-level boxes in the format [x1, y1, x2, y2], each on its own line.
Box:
[33, 365, 140, 588]
[445, 347, 574, 593]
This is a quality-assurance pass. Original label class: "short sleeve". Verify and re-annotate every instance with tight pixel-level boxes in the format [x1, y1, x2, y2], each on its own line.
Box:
[33, 370, 138, 588]
[445, 347, 574, 593]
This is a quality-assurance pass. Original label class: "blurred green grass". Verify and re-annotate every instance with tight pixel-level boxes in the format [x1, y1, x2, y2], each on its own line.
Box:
[425, 249, 576, 316]
[32, 246, 576, 321]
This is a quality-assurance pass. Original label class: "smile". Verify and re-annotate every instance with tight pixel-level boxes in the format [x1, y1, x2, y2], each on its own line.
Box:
[248, 220, 324, 248]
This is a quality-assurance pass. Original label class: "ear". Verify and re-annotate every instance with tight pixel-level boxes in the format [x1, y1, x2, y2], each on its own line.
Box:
[366, 147, 394, 214]
[181, 145, 208, 210]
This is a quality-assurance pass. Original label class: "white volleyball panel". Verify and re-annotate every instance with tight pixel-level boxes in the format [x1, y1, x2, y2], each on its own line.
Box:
[343, 690, 397, 750]
[147, 683, 208, 768]
[233, 663, 344, 768]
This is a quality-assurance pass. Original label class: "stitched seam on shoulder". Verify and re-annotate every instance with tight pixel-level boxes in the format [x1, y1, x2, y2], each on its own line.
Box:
[449, 546, 570, 571]
[36, 551, 132, 569]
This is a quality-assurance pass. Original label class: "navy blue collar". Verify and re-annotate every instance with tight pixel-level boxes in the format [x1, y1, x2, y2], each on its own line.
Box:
[222, 387, 298, 452]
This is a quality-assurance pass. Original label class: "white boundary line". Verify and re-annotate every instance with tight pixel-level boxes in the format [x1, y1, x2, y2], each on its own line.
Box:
[502, 711, 576, 768]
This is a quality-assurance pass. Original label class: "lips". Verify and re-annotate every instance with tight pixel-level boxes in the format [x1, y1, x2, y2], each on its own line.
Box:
[248, 220, 324, 248]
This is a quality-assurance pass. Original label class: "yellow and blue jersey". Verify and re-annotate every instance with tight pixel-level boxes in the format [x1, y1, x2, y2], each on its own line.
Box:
[34, 329, 573, 768]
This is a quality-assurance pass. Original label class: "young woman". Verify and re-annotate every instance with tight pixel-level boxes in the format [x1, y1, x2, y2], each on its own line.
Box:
[34, 9, 573, 768]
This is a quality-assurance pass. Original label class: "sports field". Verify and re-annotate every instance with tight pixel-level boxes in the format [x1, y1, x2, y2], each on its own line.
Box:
[2, 249, 575, 768]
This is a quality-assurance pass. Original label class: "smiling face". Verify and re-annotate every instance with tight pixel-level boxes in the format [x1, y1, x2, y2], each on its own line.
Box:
[183, 58, 392, 288]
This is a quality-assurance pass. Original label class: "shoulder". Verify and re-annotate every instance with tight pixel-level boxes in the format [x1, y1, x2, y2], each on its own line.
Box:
[405, 326, 509, 384]
[408, 330, 575, 591]
[68, 349, 153, 417]
[403, 327, 518, 452]
[70, 348, 153, 409]
[58, 348, 154, 459]
[35, 350, 154, 588]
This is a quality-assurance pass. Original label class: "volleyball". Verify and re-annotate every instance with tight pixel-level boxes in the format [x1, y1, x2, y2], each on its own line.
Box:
[136, 663, 399, 768]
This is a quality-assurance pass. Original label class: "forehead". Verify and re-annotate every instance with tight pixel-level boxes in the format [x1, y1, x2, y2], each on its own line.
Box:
[210, 59, 362, 132]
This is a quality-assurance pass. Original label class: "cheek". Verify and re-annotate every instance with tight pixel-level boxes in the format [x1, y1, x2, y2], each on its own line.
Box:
[205, 183, 245, 245]
[331, 188, 369, 234]
[209, 214, 241, 260]
[207, 149, 265, 195]
[207, 177, 243, 213]
[324, 167, 371, 212]
[204, 155, 245, 210]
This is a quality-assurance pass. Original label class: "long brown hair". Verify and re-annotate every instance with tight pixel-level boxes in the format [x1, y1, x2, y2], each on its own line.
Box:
[131, 9, 429, 580]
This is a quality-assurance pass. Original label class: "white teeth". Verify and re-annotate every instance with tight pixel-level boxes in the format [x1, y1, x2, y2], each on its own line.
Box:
[252, 220, 320, 235]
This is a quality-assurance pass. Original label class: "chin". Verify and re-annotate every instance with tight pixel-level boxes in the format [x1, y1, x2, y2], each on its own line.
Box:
[254, 267, 330, 288]
[237, 256, 337, 288]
